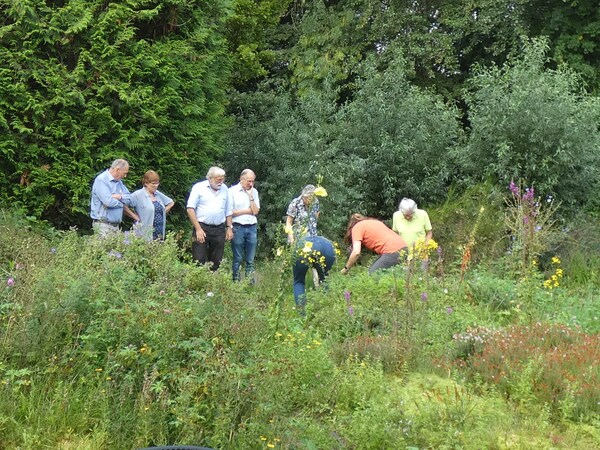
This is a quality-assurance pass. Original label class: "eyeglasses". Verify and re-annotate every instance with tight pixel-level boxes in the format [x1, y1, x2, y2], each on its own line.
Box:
[149, 181, 160, 186]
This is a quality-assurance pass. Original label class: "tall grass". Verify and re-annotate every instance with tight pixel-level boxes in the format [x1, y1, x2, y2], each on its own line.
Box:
[0, 204, 599, 449]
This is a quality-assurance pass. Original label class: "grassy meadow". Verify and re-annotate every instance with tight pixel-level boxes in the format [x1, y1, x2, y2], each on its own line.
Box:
[0, 190, 599, 449]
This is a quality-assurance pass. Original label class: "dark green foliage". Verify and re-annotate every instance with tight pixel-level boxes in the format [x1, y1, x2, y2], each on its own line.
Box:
[525, 0, 600, 93]
[224, 52, 463, 253]
[223, 83, 357, 249]
[334, 55, 463, 217]
[224, 0, 292, 84]
[0, 0, 231, 228]
[460, 39, 600, 212]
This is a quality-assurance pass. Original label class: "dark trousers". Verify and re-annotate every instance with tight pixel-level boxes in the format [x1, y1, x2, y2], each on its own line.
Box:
[192, 224, 226, 271]
[369, 248, 408, 274]
[293, 236, 336, 308]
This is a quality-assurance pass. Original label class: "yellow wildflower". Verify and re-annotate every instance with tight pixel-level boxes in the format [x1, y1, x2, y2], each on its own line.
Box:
[302, 241, 314, 253]
[551, 256, 561, 265]
[314, 186, 328, 197]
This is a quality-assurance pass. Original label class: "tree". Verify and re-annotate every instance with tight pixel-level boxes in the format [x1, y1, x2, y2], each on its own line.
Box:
[524, 0, 600, 93]
[334, 53, 463, 218]
[0, 0, 231, 228]
[460, 38, 600, 212]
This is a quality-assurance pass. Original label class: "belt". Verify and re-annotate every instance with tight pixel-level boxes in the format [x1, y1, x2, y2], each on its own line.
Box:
[200, 222, 225, 228]
[94, 219, 120, 226]
[232, 223, 256, 227]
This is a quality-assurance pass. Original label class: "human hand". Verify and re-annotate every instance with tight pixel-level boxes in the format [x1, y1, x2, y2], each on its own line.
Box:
[195, 227, 206, 243]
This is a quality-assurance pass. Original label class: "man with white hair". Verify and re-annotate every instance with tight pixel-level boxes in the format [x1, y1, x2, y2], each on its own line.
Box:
[186, 166, 233, 271]
[392, 197, 432, 248]
[90, 158, 140, 237]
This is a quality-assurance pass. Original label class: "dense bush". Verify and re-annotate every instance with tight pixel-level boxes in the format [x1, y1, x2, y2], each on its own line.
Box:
[333, 55, 463, 217]
[0, 0, 231, 229]
[460, 38, 600, 213]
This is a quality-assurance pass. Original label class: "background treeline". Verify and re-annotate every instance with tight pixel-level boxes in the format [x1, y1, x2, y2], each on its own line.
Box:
[1, 0, 599, 243]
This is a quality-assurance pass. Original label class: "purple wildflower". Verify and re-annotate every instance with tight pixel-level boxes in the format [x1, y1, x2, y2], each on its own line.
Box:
[523, 187, 534, 202]
[436, 246, 442, 257]
[446, 307, 454, 314]
[509, 180, 519, 196]
[348, 306, 354, 316]
[344, 290, 351, 302]
[7, 277, 15, 287]
[108, 250, 123, 259]
[50, 247, 57, 254]
[420, 292, 428, 302]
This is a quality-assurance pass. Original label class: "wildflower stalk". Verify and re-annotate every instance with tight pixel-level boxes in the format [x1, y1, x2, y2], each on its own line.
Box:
[505, 180, 558, 276]
[460, 206, 485, 282]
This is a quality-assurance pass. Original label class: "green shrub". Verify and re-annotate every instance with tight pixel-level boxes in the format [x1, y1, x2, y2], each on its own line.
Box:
[452, 322, 600, 421]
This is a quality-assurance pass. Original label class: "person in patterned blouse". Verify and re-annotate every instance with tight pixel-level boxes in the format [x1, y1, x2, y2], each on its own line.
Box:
[285, 184, 320, 244]
[130, 170, 174, 240]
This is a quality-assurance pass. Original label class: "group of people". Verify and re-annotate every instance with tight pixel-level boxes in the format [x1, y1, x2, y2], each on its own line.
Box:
[90, 159, 433, 309]
[281, 185, 433, 310]
[90, 159, 174, 240]
[90, 160, 259, 283]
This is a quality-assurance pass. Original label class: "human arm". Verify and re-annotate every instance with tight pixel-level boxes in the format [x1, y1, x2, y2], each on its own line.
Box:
[425, 229, 433, 244]
[123, 205, 140, 222]
[187, 207, 206, 243]
[423, 211, 433, 244]
[231, 189, 259, 217]
[285, 215, 294, 244]
[93, 178, 124, 209]
[156, 191, 174, 214]
[248, 188, 260, 216]
[225, 215, 233, 241]
[341, 240, 362, 274]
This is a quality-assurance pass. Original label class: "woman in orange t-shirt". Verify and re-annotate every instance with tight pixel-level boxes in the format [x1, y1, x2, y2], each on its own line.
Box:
[341, 213, 408, 275]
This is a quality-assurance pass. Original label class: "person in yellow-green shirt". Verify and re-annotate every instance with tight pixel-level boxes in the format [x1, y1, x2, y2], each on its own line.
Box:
[392, 198, 432, 249]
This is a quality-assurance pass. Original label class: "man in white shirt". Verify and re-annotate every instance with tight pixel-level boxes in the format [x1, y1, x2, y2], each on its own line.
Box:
[186, 166, 233, 271]
[228, 169, 260, 281]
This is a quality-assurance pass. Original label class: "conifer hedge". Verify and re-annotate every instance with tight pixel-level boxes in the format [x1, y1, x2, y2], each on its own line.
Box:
[0, 0, 231, 228]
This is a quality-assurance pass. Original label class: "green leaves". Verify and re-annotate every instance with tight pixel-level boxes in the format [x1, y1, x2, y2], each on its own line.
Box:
[461, 38, 600, 212]
[0, 0, 231, 228]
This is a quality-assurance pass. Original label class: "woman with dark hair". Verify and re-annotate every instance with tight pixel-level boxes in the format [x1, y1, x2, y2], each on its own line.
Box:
[341, 213, 408, 275]
[130, 170, 174, 240]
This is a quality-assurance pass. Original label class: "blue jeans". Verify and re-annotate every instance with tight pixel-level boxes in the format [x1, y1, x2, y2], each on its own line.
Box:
[231, 223, 258, 281]
[293, 236, 336, 309]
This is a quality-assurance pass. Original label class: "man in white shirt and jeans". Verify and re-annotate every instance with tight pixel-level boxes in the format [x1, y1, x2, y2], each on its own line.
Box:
[186, 166, 233, 271]
[228, 169, 260, 282]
